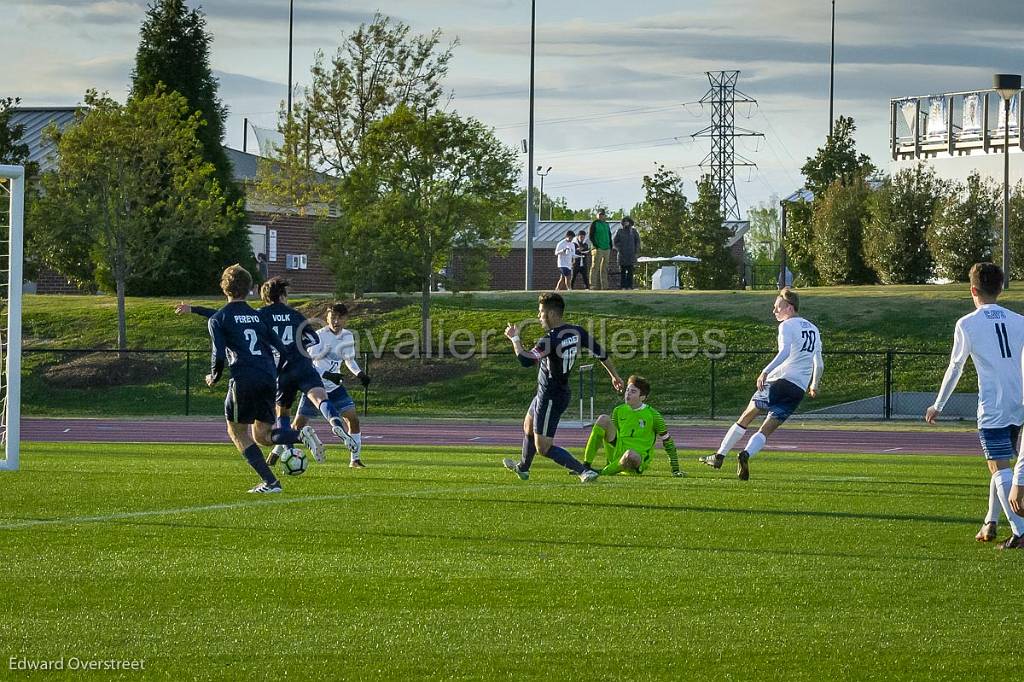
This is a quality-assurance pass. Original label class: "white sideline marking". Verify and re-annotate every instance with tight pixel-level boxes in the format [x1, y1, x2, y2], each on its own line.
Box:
[0, 482, 560, 531]
[883, 447, 903, 452]
[469, 437, 483, 441]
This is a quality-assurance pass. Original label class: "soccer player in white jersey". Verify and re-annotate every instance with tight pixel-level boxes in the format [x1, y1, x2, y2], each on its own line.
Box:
[287, 303, 371, 468]
[925, 263, 1024, 549]
[700, 288, 823, 480]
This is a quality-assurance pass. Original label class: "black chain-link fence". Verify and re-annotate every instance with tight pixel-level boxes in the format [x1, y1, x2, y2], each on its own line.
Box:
[21, 347, 971, 421]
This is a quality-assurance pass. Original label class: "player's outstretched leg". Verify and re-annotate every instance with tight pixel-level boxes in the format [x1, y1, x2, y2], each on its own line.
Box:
[584, 414, 615, 473]
[701, 403, 760, 470]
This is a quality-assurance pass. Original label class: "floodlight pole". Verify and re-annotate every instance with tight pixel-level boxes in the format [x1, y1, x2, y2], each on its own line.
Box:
[995, 74, 1022, 288]
[537, 166, 552, 221]
[287, 0, 294, 116]
[828, 0, 836, 137]
[524, 0, 538, 290]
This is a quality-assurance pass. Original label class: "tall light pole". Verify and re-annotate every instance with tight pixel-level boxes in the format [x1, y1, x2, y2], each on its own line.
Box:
[996, 73, 1021, 288]
[537, 166, 552, 221]
[525, 0, 537, 290]
[828, 0, 835, 137]
[287, 0, 295, 116]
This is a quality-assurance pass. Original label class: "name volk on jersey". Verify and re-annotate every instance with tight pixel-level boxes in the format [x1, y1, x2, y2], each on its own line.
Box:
[271, 314, 292, 323]
[983, 309, 1007, 320]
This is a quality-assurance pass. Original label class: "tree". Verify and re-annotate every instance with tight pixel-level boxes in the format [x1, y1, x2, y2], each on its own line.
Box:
[746, 200, 782, 264]
[323, 105, 519, 352]
[782, 198, 818, 285]
[250, 104, 333, 217]
[0, 97, 32, 172]
[130, 0, 254, 291]
[928, 171, 998, 282]
[1009, 181, 1024, 281]
[30, 90, 237, 350]
[810, 176, 876, 285]
[633, 165, 689, 258]
[680, 176, 738, 289]
[864, 163, 947, 284]
[801, 116, 875, 197]
[305, 14, 455, 179]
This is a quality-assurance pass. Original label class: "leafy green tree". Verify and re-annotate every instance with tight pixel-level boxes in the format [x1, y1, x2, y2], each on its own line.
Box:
[681, 176, 738, 289]
[0, 97, 33, 173]
[801, 116, 875, 196]
[746, 200, 782, 264]
[1008, 181, 1024, 281]
[323, 105, 519, 350]
[633, 164, 689, 259]
[810, 176, 876, 285]
[250, 104, 332, 217]
[864, 163, 947, 284]
[782, 198, 818, 285]
[305, 14, 455, 179]
[130, 0, 253, 288]
[928, 171, 998, 282]
[30, 90, 238, 350]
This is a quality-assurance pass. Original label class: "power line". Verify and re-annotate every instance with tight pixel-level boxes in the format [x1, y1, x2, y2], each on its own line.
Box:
[494, 102, 700, 130]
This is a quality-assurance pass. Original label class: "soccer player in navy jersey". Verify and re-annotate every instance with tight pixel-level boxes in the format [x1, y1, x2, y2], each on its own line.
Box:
[178, 277, 357, 466]
[503, 292, 624, 482]
[205, 265, 317, 493]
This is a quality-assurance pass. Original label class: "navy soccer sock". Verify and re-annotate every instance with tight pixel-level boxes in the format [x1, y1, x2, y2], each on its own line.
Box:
[271, 426, 302, 445]
[545, 445, 585, 474]
[242, 444, 278, 485]
[275, 415, 290, 431]
[318, 400, 342, 425]
[520, 435, 537, 471]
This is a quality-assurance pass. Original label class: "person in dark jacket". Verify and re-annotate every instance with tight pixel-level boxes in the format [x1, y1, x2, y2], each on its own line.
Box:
[613, 216, 641, 289]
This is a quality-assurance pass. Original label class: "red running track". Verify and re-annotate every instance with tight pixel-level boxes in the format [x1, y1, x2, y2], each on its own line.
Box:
[21, 418, 981, 456]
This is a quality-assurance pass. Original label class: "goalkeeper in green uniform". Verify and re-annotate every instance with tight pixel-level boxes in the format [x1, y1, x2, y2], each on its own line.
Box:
[583, 375, 683, 477]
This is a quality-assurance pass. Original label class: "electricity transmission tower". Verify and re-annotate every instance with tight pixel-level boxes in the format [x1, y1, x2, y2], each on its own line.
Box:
[690, 71, 763, 222]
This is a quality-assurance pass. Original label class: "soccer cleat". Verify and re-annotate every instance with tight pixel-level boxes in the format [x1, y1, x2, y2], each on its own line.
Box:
[699, 453, 725, 470]
[330, 420, 359, 453]
[300, 425, 326, 463]
[349, 458, 366, 469]
[248, 481, 283, 494]
[976, 521, 998, 542]
[502, 457, 529, 481]
[737, 450, 750, 481]
[579, 468, 600, 483]
[997, 534, 1024, 549]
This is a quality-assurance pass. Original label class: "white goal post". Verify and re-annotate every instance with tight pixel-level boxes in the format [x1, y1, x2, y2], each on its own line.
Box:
[0, 165, 24, 471]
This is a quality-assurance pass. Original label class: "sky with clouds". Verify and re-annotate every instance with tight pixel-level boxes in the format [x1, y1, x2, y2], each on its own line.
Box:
[7, 0, 1024, 215]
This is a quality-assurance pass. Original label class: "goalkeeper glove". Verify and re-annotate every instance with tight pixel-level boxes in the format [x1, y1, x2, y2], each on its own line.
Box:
[322, 371, 344, 384]
[357, 371, 371, 387]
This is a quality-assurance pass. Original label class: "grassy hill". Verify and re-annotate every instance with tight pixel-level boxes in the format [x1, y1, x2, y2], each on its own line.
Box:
[21, 286, 997, 420]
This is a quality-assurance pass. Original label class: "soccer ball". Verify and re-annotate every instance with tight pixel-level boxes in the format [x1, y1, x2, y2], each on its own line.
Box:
[280, 447, 308, 477]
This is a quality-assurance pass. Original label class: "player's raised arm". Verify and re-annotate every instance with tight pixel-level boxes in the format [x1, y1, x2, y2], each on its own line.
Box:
[176, 302, 217, 319]
[927, 321, 970, 424]
[507, 322, 550, 367]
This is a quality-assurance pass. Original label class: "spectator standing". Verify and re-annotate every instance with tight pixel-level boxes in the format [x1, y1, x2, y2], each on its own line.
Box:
[572, 230, 590, 289]
[554, 230, 576, 291]
[613, 216, 641, 290]
[589, 209, 612, 289]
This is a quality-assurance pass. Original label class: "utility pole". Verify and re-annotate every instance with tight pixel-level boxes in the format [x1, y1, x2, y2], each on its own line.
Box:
[524, 0, 537, 290]
[287, 0, 294, 116]
[829, 0, 836, 137]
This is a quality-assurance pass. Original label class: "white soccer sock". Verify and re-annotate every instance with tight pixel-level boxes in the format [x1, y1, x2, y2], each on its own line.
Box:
[985, 475, 1000, 524]
[992, 469, 1024, 536]
[717, 423, 747, 456]
[271, 444, 287, 456]
[351, 432, 362, 460]
[744, 432, 767, 458]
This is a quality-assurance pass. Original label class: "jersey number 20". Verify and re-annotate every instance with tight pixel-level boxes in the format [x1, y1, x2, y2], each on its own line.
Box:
[800, 330, 817, 352]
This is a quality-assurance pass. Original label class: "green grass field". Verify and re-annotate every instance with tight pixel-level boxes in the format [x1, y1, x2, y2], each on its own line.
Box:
[1, 442, 1016, 680]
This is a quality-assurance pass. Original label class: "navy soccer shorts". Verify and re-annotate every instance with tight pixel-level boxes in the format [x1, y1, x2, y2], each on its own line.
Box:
[978, 424, 1022, 461]
[752, 378, 805, 423]
[530, 390, 570, 438]
[297, 385, 356, 418]
[225, 375, 276, 425]
[276, 364, 325, 409]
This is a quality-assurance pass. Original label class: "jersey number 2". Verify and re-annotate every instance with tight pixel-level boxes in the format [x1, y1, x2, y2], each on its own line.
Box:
[800, 330, 817, 352]
[243, 329, 262, 356]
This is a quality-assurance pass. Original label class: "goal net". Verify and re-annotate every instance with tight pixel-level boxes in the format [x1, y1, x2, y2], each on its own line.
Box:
[0, 165, 24, 471]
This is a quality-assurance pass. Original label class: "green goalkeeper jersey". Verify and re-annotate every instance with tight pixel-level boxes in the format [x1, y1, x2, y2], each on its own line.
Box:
[613, 403, 666, 455]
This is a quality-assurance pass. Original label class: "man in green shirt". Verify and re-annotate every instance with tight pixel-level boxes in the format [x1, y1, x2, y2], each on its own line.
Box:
[588, 209, 612, 290]
[583, 375, 683, 476]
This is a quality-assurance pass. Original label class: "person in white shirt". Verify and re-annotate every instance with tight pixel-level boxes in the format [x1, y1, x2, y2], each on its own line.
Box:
[925, 263, 1024, 549]
[554, 230, 576, 291]
[700, 288, 823, 480]
[288, 303, 372, 468]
